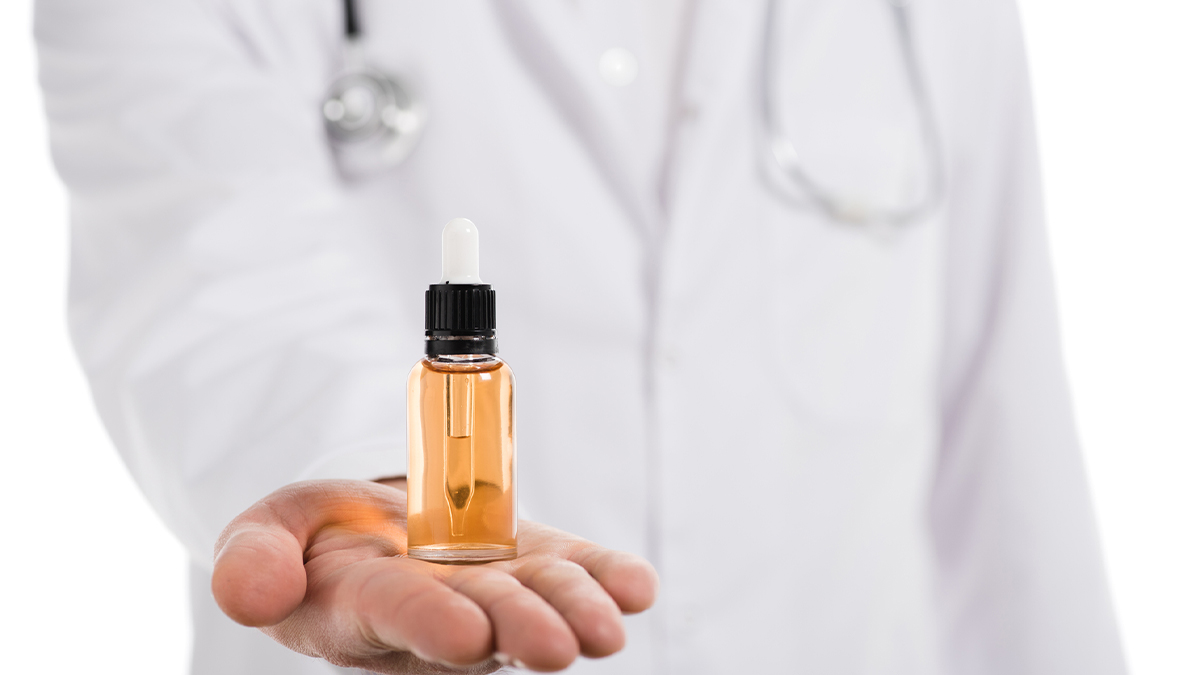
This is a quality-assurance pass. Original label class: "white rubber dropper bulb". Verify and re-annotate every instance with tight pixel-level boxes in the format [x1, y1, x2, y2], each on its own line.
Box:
[440, 218, 483, 284]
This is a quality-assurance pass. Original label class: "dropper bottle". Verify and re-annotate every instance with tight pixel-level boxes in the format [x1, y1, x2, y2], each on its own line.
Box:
[406, 218, 517, 562]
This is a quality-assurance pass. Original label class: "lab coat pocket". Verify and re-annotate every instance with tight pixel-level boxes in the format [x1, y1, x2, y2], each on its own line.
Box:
[764, 207, 942, 432]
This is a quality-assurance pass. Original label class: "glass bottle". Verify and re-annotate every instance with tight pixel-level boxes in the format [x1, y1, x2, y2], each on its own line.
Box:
[406, 219, 517, 562]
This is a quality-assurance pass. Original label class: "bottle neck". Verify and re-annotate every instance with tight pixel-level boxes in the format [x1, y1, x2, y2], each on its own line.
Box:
[425, 334, 498, 357]
[426, 353, 499, 364]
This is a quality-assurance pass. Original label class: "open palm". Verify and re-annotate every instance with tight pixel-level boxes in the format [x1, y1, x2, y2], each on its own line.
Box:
[211, 480, 658, 673]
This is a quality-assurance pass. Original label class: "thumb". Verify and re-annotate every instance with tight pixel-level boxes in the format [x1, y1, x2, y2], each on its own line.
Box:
[212, 520, 307, 627]
[210, 479, 406, 627]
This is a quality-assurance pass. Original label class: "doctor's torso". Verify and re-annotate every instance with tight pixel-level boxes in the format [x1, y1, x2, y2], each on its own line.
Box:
[37, 0, 1125, 673]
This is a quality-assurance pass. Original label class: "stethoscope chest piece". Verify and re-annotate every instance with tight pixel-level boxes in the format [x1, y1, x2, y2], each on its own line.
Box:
[323, 61, 427, 176]
[323, 0, 427, 177]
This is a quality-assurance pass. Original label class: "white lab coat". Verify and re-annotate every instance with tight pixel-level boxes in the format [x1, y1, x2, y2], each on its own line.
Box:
[36, 0, 1125, 673]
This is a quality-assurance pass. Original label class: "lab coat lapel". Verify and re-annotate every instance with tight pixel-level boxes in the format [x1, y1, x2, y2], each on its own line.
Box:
[492, 0, 654, 235]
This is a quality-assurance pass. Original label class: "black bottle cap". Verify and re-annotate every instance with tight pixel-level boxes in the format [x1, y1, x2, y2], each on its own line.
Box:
[425, 283, 497, 355]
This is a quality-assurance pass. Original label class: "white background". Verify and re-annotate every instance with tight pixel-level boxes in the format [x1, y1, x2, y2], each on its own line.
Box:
[0, 1, 1196, 673]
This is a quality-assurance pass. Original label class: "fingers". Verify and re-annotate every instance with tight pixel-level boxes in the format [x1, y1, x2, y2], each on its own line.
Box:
[446, 567, 579, 671]
[513, 521, 660, 615]
[567, 547, 660, 615]
[509, 557, 626, 659]
[351, 558, 494, 667]
[212, 480, 406, 627]
[343, 542, 644, 671]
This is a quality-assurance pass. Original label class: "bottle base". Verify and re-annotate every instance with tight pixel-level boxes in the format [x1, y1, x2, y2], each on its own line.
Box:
[408, 544, 518, 564]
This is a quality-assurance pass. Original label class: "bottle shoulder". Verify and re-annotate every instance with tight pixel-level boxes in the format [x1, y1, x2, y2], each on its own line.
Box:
[414, 355, 510, 375]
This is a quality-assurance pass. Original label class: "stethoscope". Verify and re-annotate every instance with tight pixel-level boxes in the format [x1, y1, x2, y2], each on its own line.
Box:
[761, 0, 944, 226]
[322, 0, 426, 174]
[323, 0, 943, 225]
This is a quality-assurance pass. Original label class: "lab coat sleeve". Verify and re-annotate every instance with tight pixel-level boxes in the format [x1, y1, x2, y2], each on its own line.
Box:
[931, 2, 1126, 673]
[35, 0, 410, 565]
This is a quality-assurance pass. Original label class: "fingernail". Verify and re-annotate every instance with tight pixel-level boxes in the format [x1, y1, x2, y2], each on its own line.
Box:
[493, 652, 528, 670]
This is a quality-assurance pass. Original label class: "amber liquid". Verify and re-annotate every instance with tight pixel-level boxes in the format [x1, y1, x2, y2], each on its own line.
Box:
[407, 355, 516, 562]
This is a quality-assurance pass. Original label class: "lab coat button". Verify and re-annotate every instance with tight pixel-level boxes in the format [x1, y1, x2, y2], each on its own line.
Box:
[679, 101, 700, 122]
[658, 345, 680, 369]
[598, 48, 638, 87]
[681, 606, 700, 635]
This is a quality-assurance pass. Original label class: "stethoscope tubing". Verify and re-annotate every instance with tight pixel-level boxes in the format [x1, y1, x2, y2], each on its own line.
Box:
[342, 0, 360, 39]
[761, 0, 945, 226]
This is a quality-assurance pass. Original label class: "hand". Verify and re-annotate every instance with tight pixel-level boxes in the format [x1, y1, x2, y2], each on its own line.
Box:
[211, 479, 658, 673]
